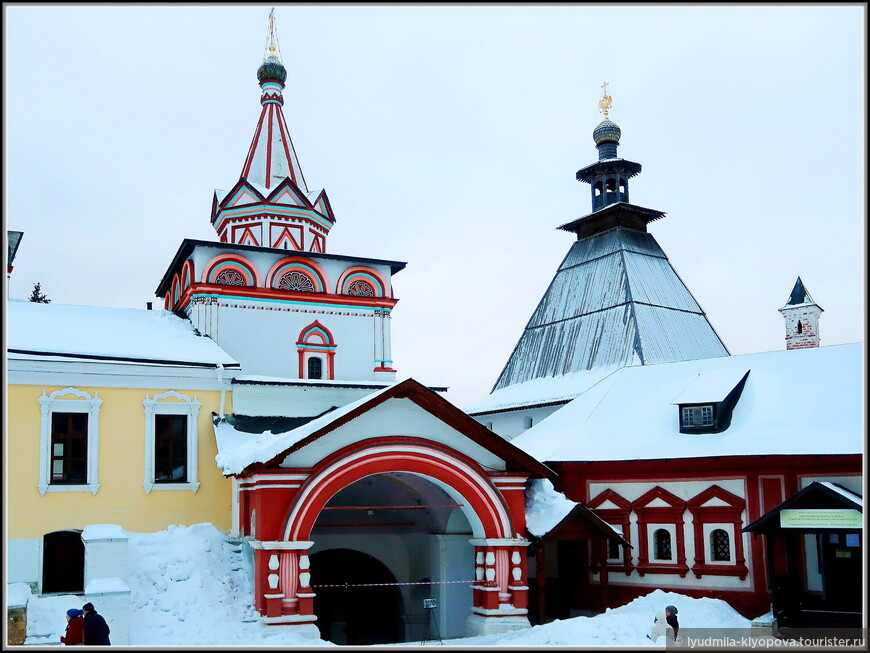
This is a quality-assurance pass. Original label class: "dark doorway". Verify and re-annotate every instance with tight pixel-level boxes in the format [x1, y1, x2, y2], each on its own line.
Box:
[42, 530, 84, 594]
[821, 532, 862, 610]
[310, 548, 404, 645]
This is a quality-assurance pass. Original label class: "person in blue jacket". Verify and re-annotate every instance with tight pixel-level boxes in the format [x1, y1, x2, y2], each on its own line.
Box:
[81, 602, 111, 645]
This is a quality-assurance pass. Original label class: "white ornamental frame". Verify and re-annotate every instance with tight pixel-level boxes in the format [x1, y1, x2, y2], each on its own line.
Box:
[143, 390, 201, 494]
[38, 387, 102, 496]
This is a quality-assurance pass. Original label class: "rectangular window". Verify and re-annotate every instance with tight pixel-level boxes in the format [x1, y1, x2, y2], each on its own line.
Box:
[682, 405, 714, 427]
[50, 413, 88, 484]
[154, 414, 188, 483]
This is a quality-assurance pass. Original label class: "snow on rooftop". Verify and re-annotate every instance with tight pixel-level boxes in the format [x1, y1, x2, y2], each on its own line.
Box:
[524, 478, 578, 537]
[512, 343, 863, 463]
[671, 367, 749, 404]
[464, 366, 622, 414]
[215, 382, 398, 475]
[16, 523, 754, 646]
[819, 481, 863, 508]
[81, 524, 130, 541]
[7, 300, 238, 367]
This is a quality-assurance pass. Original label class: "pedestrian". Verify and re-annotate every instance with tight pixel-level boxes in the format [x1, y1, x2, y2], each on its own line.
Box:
[81, 602, 111, 645]
[647, 604, 679, 642]
[60, 609, 85, 645]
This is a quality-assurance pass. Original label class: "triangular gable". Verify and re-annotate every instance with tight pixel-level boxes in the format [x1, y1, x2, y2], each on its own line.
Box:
[272, 225, 303, 250]
[312, 189, 336, 223]
[234, 226, 260, 247]
[309, 233, 325, 253]
[219, 178, 266, 210]
[632, 486, 685, 510]
[266, 178, 311, 208]
[744, 481, 863, 534]
[222, 378, 555, 479]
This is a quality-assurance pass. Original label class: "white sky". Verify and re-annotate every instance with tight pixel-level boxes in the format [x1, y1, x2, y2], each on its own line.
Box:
[4, 4, 866, 407]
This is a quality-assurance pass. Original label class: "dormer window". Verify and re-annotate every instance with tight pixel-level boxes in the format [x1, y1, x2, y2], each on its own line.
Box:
[673, 369, 750, 434]
[681, 405, 714, 429]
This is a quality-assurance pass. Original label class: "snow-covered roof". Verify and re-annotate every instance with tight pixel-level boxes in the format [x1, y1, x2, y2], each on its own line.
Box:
[525, 478, 579, 537]
[671, 367, 749, 404]
[511, 343, 863, 462]
[7, 300, 239, 368]
[465, 366, 621, 414]
[214, 383, 398, 475]
[819, 481, 863, 508]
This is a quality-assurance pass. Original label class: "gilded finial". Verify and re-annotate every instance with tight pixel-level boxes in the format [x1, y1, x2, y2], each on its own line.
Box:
[264, 7, 282, 62]
[598, 81, 612, 119]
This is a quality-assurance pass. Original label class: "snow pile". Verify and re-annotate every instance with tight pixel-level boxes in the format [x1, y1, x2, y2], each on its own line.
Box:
[524, 478, 577, 536]
[438, 588, 753, 647]
[126, 523, 325, 646]
[20, 523, 752, 647]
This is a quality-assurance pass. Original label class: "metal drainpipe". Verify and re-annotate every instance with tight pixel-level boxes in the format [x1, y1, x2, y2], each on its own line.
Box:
[216, 363, 226, 417]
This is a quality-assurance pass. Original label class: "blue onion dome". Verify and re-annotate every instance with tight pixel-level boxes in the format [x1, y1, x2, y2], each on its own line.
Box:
[593, 119, 622, 146]
[257, 55, 287, 83]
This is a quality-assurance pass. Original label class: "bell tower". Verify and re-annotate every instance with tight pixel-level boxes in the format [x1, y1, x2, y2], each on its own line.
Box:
[779, 277, 823, 350]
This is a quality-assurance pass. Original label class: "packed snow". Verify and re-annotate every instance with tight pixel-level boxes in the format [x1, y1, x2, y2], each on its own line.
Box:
[14, 523, 755, 647]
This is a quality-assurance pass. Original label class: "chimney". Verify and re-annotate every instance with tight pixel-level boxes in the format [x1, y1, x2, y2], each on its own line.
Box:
[146, 302, 153, 310]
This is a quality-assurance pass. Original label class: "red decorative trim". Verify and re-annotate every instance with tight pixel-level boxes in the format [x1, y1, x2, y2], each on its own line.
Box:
[588, 489, 635, 575]
[336, 266, 388, 297]
[687, 485, 748, 580]
[183, 283, 398, 310]
[282, 438, 515, 541]
[266, 256, 328, 292]
[201, 254, 262, 287]
[297, 321, 336, 380]
[631, 486, 689, 577]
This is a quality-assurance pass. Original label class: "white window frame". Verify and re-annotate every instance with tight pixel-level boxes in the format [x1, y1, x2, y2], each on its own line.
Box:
[143, 390, 201, 493]
[606, 526, 624, 563]
[38, 387, 102, 496]
[703, 523, 735, 565]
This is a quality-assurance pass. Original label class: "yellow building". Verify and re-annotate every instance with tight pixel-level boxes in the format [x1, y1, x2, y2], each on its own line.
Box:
[7, 298, 240, 594]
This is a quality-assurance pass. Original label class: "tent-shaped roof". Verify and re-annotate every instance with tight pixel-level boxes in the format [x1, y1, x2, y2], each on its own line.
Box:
[491, 227, 729, 392]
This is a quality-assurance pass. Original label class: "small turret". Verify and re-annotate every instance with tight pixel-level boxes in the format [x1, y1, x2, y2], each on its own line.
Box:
[575, 83, 642, 212]
[779, 277, 823, 350]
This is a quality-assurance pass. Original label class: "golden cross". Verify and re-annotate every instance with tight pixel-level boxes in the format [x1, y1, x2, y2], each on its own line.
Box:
[599, 81, 612, 119]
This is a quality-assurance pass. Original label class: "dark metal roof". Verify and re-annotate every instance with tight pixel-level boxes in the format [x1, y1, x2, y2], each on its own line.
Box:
[575, 158, 643, 184]
[219, 408, 337, 435]
[492, 227, 729, 391]
[155, 239, 407, 297]
[558, 202, 666, 237]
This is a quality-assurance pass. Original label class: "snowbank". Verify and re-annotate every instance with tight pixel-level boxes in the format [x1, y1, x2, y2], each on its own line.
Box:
[20, 523, 752, 647]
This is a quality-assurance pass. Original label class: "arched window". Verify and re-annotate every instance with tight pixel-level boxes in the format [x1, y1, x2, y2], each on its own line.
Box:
[654, 529, 672, 560]
[215, 269, 246, 286]
[619, 178, 626, 193]
[594, 181, 602, 197]
[308, 357, 323, 380]
[279, 271, 316, 292]
[606, 178, 617, 192]
[710, 529, 730, 561]
[797, 321, 803, 334]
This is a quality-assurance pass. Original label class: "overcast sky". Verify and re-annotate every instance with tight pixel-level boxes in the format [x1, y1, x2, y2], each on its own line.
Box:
[4, 4, 866, 407]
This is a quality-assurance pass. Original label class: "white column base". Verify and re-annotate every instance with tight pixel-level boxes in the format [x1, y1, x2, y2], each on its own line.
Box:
[465, 613, 530, 637]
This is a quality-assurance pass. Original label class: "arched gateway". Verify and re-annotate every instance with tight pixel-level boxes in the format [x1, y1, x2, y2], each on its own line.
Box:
[219, 378, 554, 642]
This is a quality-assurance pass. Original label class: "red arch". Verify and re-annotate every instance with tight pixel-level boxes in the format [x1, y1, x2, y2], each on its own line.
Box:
[283, 440, 514, 541]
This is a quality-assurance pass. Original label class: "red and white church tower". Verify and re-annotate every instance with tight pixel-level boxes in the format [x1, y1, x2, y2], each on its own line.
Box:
[157, 11, 401, 382]
[154, 10, 554, 644]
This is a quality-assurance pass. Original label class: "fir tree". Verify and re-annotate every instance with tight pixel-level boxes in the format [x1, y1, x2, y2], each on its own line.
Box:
[28, 282, 51, 304]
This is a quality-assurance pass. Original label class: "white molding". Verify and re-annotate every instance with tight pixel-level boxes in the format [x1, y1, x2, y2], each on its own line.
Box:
[142, 390, 201, 494]
[38, 387, 102, 496]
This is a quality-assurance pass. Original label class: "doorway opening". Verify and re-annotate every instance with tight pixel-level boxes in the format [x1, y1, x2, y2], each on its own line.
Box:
[42, 530, 84, 595]
[310, 548, 404, 645]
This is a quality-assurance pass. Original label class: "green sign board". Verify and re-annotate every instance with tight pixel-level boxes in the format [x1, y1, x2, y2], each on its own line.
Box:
[779, 509, 862, 529]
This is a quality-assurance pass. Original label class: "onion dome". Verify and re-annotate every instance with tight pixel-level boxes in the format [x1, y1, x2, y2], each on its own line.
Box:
[593, 119, 622, 146]
[257, 52, 287, 83]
